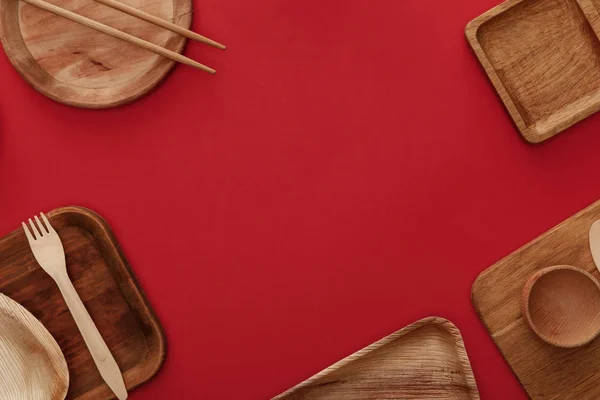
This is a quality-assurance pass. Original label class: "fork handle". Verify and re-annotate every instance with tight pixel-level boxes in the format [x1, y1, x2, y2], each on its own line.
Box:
[56, 275, 128, 400]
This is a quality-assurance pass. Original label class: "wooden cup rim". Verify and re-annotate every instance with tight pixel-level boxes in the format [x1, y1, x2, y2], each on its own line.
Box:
[522, 265, 600, 348]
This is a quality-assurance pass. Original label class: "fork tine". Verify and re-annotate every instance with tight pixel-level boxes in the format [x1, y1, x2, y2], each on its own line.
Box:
[22, 222, 35, 242]
[41, 213, 55, 233]
[34, 215, 46, 236]
[28, 218, 41, 239]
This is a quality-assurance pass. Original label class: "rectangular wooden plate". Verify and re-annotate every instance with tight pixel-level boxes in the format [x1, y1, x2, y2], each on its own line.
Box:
[0, 206, 165, 400]
[273, 317, 480, 400]
[466, 0, 600, 143]
[472, 200, 600, 399]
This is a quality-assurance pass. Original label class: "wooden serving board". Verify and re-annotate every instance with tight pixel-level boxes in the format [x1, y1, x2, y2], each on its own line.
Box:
[0, 206, 165, 400]
[472, 199, 600, 399]
[0, 0, 192, 108]
[273, 317, 479, 400]
[466, 0, 600, 143]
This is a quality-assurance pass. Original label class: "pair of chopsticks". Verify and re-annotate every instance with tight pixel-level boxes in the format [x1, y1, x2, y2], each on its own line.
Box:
[23, 0, 225, 74]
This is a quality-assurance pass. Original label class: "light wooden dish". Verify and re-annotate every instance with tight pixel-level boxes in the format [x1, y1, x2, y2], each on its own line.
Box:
[0, 0, 192, 108]
[0, 206, 165, 399]
[472, 199, 600, 399]
[466, 0, 600, 143]
[273, 317, 479, 400]
[522, 265, 600, 348]
[0, 293, 69, 400]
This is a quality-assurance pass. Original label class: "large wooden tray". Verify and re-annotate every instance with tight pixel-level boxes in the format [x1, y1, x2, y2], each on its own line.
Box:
[466, 0, 600, 143]
[472, 199, 600, 399]
[0, 0, 192, 108]
[0, 206, 165, 399]
[273, 317, 479, 400]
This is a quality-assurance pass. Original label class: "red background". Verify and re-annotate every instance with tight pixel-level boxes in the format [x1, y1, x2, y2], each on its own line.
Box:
[2, 0, 599, 398]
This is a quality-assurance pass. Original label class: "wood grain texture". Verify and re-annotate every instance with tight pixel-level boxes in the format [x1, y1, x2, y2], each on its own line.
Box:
[473, 199, 600, 399]
[522, 265, 600, 348]
[0, 0, 192, 108]
[0, 293, 69, 400]
[273, 317, 479, 400]
[19, 0, 214, 74]
[466, 0, 600, 143]
[23, 212, 127, 399]
[0, 206, 165, 400]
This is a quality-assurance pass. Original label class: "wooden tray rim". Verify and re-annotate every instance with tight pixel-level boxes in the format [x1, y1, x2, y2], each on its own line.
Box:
[0, 205, 168, 393]
[465, 0, 531, 140]
[471, 199, 600, 398]
[272, 316, 480, 399]
[465, 0, 600, 144]
[471, 199, 599, 302]
[0, 0, 192, 109]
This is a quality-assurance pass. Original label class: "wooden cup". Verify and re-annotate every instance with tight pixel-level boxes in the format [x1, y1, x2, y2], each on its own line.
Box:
[522, 265, 600, 348]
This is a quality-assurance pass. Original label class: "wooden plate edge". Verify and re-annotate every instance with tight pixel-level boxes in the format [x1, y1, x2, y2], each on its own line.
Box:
[470, 199, 600, 399]
[0, 0, 193, 109]
[48, 205, 167, 391]
[272, 316, 480, 400]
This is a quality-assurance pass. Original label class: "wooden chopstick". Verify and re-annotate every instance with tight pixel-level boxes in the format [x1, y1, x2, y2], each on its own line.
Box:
[92, 0, 225, 50]
[22, 0, 216, 74]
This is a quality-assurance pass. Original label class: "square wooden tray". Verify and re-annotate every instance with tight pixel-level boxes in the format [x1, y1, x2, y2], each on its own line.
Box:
[466, 0, 600, 143]
[273, 317, 479, 400]
[0, 206, 166, 399]
[472, 199, 600, 399]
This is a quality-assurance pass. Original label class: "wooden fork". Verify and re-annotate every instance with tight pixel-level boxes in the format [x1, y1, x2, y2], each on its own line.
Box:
[23, 213, 128, 400]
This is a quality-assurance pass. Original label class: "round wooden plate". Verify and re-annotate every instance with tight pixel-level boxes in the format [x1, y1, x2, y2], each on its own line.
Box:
[0, 0, 192, 108]
[0, 293, 69, 399]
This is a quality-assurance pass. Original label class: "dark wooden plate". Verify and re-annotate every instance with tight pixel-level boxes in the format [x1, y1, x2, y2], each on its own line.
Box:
[0, 206, 166, 399]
